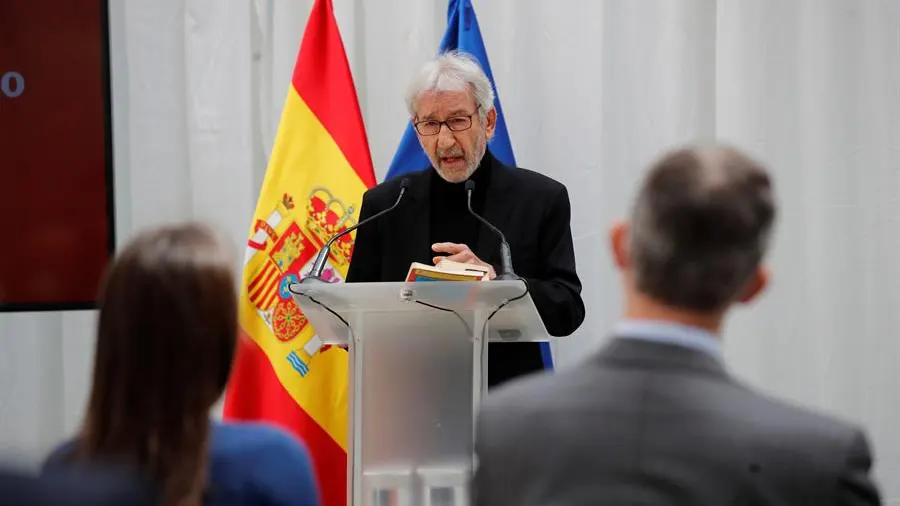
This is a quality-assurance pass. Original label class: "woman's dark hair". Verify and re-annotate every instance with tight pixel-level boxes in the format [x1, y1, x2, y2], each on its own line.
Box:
[77, 223, 237, 506]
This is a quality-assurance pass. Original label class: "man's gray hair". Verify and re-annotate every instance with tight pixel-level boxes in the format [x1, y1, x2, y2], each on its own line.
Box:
[629, 145, 777, 311]
[404, 50, 495, 119]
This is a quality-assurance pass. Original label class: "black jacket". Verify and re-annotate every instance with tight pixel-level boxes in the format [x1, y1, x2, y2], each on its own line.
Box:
[346, 151, 584, 386]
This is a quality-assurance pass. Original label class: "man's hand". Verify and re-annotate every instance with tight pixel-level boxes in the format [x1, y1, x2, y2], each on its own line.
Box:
[432, 242, 497, 280]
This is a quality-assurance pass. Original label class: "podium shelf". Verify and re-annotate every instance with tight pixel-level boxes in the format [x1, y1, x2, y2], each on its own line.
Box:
[289, 280, 551, 345]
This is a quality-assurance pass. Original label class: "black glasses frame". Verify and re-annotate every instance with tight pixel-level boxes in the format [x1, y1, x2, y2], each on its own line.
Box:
[413, 108, 480, 136]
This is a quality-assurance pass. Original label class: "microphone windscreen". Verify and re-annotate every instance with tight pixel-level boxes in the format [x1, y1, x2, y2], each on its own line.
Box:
[465, 180, 475, 192]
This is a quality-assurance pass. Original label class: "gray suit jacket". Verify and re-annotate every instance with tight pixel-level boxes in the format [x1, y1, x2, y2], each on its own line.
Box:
[473, 338, 881, 506]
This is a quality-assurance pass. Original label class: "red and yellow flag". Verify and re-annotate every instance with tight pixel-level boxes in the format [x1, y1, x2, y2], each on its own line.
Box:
[223, 1, 375, 505]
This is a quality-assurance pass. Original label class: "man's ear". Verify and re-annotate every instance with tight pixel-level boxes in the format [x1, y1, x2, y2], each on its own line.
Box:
[484, 108, 497, 139]
[737, 266, 769, 304]
[610, 220, 630, 270]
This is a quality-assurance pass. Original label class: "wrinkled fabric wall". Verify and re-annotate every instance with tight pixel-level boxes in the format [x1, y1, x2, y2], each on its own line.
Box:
[1, 1, 898, 501]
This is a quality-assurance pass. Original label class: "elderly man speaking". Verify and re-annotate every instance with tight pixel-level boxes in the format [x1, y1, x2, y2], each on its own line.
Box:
[346, 50, 584, 387]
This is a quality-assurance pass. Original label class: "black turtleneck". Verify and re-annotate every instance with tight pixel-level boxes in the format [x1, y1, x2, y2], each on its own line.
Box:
[428, 155, 493, 250]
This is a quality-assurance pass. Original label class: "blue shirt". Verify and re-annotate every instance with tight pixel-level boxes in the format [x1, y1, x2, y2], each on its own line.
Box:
[613, 319, 722, 360]
[44, 421, 320, 506]
[205, 422, 319, 506]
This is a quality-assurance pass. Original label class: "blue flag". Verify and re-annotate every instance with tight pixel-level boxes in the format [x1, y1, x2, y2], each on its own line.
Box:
[384, 0, 554, 370]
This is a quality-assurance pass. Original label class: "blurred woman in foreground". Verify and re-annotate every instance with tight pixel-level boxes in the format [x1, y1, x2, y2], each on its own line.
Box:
[44, 223, 319, 506]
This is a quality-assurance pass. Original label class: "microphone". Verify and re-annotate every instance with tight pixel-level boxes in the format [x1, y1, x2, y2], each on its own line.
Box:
[300, 177, 410, 284]
[464, 179, 519, 281]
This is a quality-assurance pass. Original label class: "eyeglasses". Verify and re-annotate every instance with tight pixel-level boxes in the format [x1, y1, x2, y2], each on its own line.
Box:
[413, 111, 478, 136]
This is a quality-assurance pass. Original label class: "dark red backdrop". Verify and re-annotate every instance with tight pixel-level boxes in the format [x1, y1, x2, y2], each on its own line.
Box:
[0, 1, 113, 310]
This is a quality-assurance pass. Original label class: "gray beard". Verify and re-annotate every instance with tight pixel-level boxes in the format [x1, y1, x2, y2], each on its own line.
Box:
[427, 135, 487, 183]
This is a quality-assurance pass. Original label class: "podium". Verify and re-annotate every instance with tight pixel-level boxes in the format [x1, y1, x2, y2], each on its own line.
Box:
[289, 280, 552, 506]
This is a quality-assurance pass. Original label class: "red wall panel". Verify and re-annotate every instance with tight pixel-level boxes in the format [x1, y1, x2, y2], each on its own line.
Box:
[0, 1, 113, 310]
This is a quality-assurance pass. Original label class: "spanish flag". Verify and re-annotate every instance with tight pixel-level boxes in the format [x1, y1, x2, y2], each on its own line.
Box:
[222, 1, 375, 504]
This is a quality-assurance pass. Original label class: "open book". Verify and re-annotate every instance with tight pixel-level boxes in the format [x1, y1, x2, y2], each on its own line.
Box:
[405, 259, 490, 282]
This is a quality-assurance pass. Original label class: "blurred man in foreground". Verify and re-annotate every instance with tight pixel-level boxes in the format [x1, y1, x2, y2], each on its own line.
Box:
[0, 466, 152, 506]
[473, 145, 881, 505]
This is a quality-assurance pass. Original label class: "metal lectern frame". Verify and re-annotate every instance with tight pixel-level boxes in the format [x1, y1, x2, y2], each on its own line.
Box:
[290, 280, 552, 506]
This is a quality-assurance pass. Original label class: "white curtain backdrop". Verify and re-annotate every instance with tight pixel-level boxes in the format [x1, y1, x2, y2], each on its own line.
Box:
[1, 0, 897, 501]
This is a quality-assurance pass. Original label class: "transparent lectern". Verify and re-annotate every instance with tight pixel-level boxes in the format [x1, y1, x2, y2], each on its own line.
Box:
[289, 280, 551, 506]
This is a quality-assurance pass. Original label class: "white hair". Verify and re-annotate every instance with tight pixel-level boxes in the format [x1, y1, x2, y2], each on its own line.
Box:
[404, 50, 495, 119]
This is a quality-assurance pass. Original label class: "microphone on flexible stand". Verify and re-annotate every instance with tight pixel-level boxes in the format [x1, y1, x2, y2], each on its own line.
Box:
[464, 179, 520, 281]
[300, 177, 411, 284]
